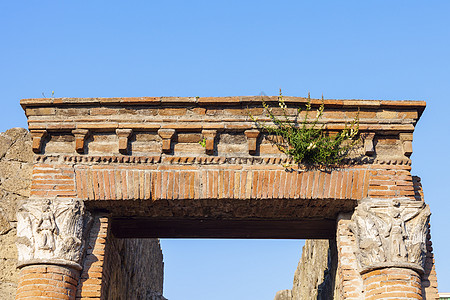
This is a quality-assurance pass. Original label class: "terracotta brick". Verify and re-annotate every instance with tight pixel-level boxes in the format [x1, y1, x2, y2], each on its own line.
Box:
[298, 171, 307, 198]
[233, 171, 240, 199]
[138, 170, 145, 200]
[133, 170, 140, 200]
[273, 170, 280, 199]
[368, 190, 396, 197]
[258, 170, 265, 199]
[102, 171, 110, 200]
[289, 171, 298, 199]
[205, 170, 211, 199]
[320, 171, 329, 199]
[285, 171, 294, 199]
[213, 170, 219, 199]
[161, 171, 168, 199]
[316, 171, 325, 199]
[261, 170, 269, 198]
[369, 185, 389, 190]
[295, 172, 303, 199]
[229, 170, 236, 199]
[190, 172, 196, 199]
[340, 171, 348, 199]
[178, 171, 185, 199]
[109, 171, 117, 200]
[115, 170, 123, 200]
[223, 170, 230, 199]
[306, 171, 315, 199]
[239, 171, 246, 199]
[169, 171, 177, 200]
[250, 170, 258, 199]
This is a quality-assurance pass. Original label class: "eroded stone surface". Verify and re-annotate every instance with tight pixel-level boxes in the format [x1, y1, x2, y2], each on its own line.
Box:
[274, 289, 292, 300]
[0, 128, 33, 300]
[16, 198, 91, 269]
[104, 237, 166, 300]
[349, 199, 430, 273]
[275, 240, 337, 300]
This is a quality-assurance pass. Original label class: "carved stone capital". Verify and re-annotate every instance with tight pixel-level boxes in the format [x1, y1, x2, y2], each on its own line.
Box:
[349, 198, 430, 274]
[16, 199, 92, 270]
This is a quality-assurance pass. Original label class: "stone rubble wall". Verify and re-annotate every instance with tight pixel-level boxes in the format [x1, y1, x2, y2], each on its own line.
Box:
[274, 239, 338, 300]
[0, 128, 33, 300]
[103, 236, 166, 300]
[0, 128, 166, 300]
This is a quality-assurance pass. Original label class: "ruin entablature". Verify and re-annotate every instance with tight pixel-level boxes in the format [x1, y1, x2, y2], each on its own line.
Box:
[15, 96, 438, 300]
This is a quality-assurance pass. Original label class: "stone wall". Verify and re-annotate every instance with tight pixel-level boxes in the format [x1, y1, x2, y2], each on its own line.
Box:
[0, 128, 166, 300]
[0, 128, 33, 300]
[274, 239, 337, 300]
[103, 237, 165, 300]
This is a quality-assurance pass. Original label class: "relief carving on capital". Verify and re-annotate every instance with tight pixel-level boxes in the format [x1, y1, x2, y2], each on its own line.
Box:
[349, 199, 430, 273]
[16, 199, 92, 270]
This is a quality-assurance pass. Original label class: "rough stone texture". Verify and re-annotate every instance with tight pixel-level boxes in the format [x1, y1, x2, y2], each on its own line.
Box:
[0, 128, 33, 300]
[274, 289, 292, 300]
[0, 128, 167, 300]
[275, 239, 337, 300]
[0, 128, 33, 222]
[292, 240, 337, 300]
[104, 236, 166, 300]
[0, 228, 19, 300]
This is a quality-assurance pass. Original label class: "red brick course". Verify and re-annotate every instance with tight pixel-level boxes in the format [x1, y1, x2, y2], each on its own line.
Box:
[16, 265, 79, 300]
[76, 215, 110, 300]
[42, 164, 386, 201]
[362, 268, 422, 300]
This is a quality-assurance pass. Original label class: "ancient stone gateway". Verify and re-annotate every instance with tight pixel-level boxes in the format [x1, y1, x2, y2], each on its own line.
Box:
[16, 96, 438, 299]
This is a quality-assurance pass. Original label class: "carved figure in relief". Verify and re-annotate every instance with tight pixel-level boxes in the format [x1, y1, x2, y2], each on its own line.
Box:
[35, 200, 58, 251]
[350, 205, 385, 266]
[350, 199, 430, 272]
[406, 205, 430, 266]
[16, 198, 91, 268]
[388, 201, 408, 261]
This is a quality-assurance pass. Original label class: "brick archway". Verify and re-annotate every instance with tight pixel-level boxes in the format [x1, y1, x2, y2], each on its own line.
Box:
[16, 96, 438, 299]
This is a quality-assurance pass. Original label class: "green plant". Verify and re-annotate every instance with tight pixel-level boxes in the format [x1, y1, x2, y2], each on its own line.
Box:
[199, 137, 207, 148]
[249, 90, 359, 166]
[41, 91, 55, 98]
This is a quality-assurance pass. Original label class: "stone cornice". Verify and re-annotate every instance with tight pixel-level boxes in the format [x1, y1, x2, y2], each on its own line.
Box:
[22, 96, 425, 160]
[20, 96, 426, 112]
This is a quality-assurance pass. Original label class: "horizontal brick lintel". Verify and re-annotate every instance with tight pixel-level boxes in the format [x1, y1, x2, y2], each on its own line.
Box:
[72, 167, 370, 201]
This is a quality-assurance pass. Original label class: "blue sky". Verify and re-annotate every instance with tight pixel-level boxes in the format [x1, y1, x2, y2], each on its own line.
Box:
[1, 1, 449, 299]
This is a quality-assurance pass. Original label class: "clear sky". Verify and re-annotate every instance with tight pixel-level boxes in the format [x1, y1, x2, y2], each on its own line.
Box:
[1, 1, 449, 299]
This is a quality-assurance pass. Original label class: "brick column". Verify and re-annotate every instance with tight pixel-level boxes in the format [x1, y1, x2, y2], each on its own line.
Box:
[76, 214, 110, 299]
[347, 198, 431, 300]
[362, 268, 422, 299]
[15, 199, 91, 300]
[336, 213, 364, 299]
[16, 265, 79, 299]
